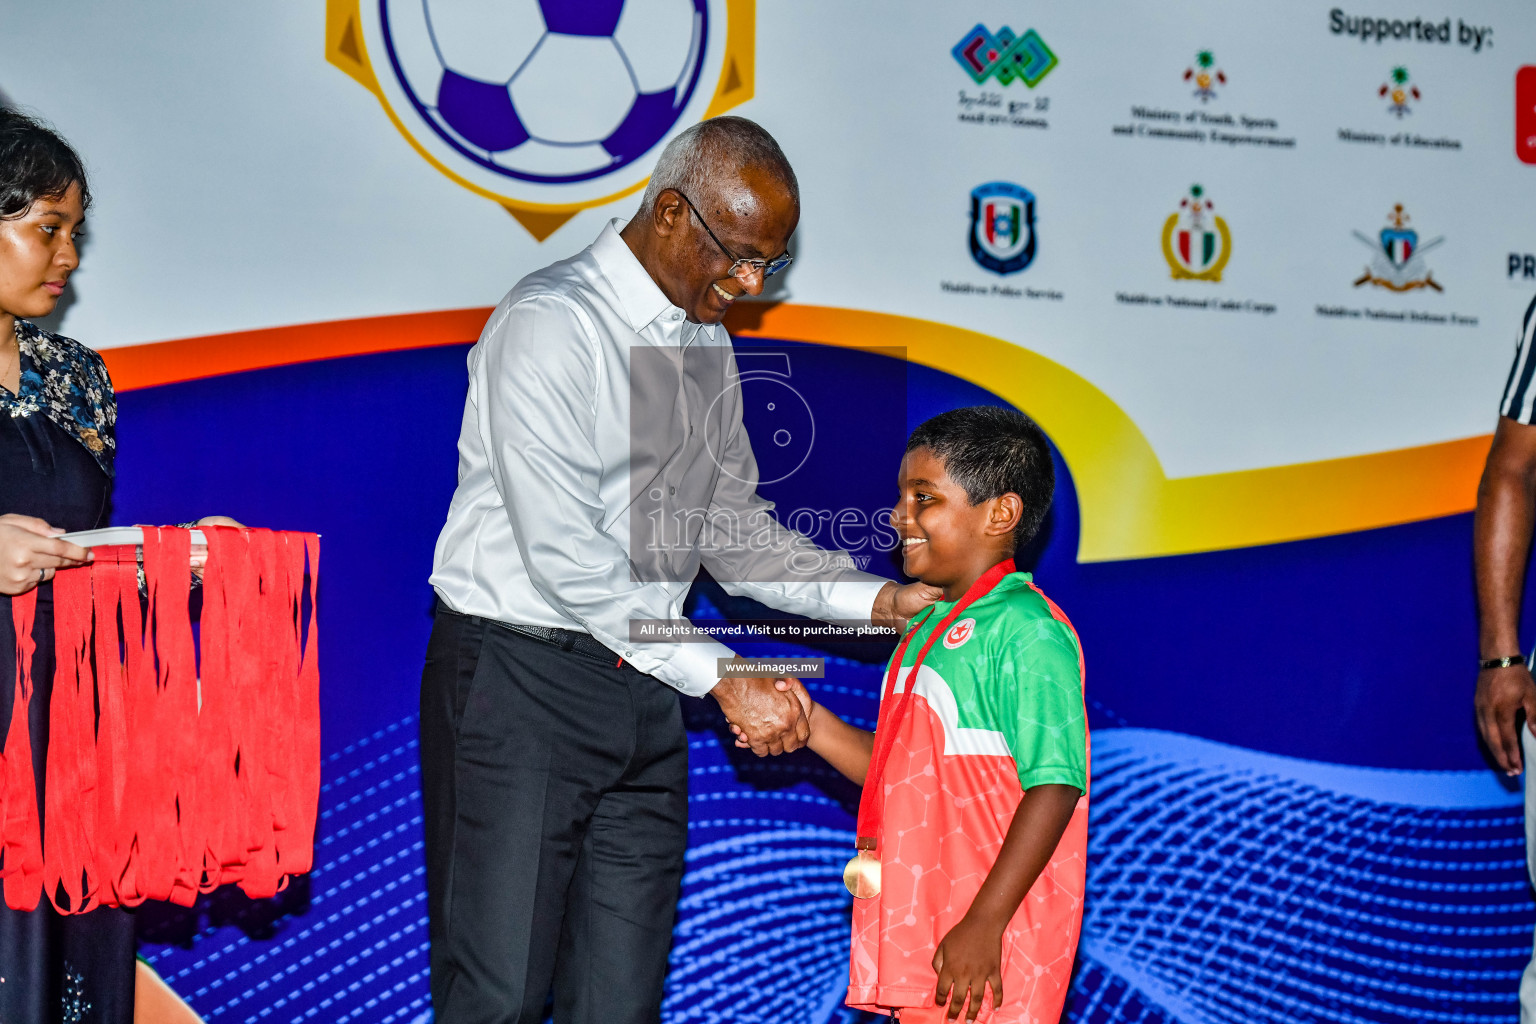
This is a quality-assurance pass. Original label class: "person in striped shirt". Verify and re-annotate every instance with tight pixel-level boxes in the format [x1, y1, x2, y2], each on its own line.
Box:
[1474, 293, 1536, 1022]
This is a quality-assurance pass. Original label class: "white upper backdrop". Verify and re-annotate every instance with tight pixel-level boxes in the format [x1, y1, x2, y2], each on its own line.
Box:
[4, 0, 1534, 477]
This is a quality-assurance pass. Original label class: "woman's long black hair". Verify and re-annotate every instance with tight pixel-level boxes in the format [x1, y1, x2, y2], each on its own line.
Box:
[0, 107, 91, 218]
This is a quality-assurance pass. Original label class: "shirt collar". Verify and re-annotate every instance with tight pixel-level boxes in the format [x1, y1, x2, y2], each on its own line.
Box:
[591, 218, 692, 334]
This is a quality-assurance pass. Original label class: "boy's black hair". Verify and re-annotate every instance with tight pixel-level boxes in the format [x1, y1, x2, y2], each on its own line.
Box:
[0, 108, 91, 219]
[905, 405, 1054, 550]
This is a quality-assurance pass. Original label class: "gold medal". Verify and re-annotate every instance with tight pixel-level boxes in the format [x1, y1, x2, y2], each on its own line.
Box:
[843, 838, 880, 898]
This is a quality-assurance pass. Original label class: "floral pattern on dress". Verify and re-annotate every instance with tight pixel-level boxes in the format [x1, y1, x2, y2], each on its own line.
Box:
[2, 317, 116, 478]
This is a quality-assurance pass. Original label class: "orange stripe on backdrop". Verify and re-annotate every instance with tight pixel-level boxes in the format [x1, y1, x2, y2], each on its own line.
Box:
[97, 303, 1493, 561]
[100, 308, 493, 393]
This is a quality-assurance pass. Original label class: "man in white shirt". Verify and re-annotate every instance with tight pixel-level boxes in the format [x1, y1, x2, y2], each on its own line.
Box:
[421, 116, 938, 1023]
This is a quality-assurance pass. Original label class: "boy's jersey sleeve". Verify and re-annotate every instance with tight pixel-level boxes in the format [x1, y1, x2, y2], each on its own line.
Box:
[994, 611, 1088, 793]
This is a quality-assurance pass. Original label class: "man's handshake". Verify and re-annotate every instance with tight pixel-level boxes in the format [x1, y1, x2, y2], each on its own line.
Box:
[711, 674, 810, 756]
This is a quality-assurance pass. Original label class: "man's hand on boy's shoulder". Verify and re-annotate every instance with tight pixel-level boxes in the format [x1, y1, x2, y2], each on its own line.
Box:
[872, 580, 945, 631]
[933, 911, 1006, 1022]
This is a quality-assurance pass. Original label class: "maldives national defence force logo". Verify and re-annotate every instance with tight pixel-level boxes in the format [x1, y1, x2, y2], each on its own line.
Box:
[1162, 185, 1230, 282]
[1353, 204, 1443, 292]
[952, 25, 1057, 88]
[969, 183, 1037, 275]
[324, 0, 753, 240]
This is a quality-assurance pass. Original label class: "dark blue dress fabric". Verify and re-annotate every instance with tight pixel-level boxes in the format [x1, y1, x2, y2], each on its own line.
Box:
[0, 319, 134, 1024]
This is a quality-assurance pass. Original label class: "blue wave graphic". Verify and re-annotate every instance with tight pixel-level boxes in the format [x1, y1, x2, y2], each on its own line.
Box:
[1070, 730, 1531, 1024]
[138, 720, 1535, 1022]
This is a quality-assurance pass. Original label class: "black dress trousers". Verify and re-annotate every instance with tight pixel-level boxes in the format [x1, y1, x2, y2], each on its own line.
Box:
[420, 606, 689, 1024]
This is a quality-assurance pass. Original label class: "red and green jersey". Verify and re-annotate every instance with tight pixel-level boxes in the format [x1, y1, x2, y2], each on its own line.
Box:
[847, 570, 1089, 1023]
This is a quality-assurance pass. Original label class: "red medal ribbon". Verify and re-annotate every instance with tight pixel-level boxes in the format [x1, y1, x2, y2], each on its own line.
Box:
[1, 526, 321, 913]
[2, 589, 44, 910]
[853, 559, 1016, 849]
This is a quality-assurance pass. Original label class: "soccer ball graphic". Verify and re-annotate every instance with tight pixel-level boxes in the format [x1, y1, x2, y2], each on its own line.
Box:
[380, 0, 709, 186]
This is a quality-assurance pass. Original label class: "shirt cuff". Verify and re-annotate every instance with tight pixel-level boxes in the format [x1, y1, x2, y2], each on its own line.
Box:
[821, 577, 892, 623]
[631, 635, 737, 698]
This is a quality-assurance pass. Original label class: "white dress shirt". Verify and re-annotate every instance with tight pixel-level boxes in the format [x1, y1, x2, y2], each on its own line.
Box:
[430, 220, 889, 697]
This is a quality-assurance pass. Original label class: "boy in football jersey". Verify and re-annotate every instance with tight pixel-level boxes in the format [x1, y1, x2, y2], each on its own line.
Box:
[745, 406, 1088, 1022]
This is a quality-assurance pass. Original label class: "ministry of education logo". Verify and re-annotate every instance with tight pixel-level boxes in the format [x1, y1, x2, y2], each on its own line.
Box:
[969, 183, 1037, 275]
[1380, 67, 1421, 117]
[1162, 185, 1230, 282]
[952, 25, 1057, 88]
[1183, 50, 1226, 102]
[1352, 204, 1443, 292]
[324, 0, 753, 240]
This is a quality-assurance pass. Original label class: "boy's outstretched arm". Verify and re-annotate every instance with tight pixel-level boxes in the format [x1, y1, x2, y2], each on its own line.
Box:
[932, 784, 1081, 1022]
[732, 679, 874, 784]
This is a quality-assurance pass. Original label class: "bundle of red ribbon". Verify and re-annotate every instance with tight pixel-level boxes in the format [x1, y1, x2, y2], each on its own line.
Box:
[1, 526, 320, 912]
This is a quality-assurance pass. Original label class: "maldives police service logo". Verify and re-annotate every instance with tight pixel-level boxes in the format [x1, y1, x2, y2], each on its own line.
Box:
[324, 0, 752, 239]
[1352, 203, 1444, 292]
[969, 183, 1037, 275]
[1161, 184, 1230, 282]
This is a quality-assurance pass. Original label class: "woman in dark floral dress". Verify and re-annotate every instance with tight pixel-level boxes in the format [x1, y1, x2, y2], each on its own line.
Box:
[0, 110, 133, 1024]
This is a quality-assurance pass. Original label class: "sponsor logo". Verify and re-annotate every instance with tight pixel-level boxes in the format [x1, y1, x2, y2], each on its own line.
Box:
[1161, 185, 1231, 282]
[968, 183, 1037, 275]
[952, 24, 1057, 88]
[943, 618, 976, 650]
[325, 0, 752, 240]
[1352, 204, 1444, 292]
[1380, 66, 1421, 116]
[1519, 67, 1536, 165]
[1183, 50, 1227, 102]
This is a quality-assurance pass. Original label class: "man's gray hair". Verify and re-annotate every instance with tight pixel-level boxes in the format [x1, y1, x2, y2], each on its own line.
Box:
[637, 116, 799, 216]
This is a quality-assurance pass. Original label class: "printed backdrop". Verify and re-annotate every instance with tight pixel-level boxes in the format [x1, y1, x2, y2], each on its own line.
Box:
[7, 1, 1536, 1020]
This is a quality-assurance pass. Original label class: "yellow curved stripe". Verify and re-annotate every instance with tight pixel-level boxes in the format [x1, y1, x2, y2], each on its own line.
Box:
[725, 304, 1489, 562]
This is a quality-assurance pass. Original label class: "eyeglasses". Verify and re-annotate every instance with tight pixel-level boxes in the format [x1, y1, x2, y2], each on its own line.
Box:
[675, 191, 793, 281]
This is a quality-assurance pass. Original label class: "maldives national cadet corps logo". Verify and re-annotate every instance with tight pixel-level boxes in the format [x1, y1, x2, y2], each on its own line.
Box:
[1162, 184, 1230, 282]
[1352, 204, 1444, 292]
[969, 183, 1037, 275]
[943, 618, 976, 650]
[952, 25, 1057, 88]
[324, 0, 752, 239]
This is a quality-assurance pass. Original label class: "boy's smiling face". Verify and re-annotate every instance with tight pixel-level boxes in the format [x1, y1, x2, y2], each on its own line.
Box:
[892, 446, 1019, 599]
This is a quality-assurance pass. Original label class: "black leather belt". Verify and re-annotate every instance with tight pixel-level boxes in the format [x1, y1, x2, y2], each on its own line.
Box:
[497, 621, 622, 665]
[437, 600, 625, 666]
